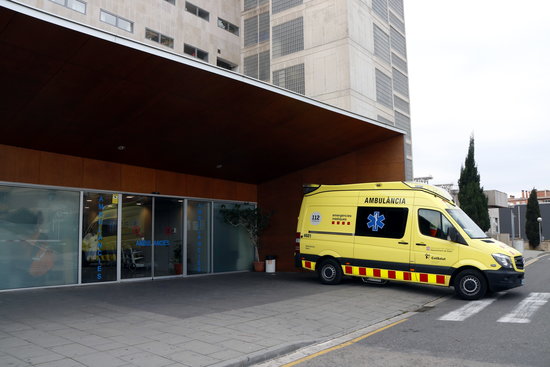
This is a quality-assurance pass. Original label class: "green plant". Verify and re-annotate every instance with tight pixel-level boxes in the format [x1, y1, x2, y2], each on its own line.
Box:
[220, 204, 272, 262]
[525, 188, 541, 247]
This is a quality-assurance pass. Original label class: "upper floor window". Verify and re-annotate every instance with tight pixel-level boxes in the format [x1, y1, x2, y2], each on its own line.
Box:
[272, 0, 303, 14]
[244, 12, 270, 47]
[184, 44, 208, 62]
[164, 0, 176, 4]
[145, 28, 174, 49]
[272, 17, 304, 58]
[244, 0, 269, 11]
[217, 58, 237, 71]
[185, 2, 209, 21]
[218, 18, 239, 36]
[49, 0, 86, 14]
[100, 10, 133, 33]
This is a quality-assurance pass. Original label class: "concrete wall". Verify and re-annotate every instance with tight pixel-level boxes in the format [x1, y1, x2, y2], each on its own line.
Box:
[16, 0, 242, 69]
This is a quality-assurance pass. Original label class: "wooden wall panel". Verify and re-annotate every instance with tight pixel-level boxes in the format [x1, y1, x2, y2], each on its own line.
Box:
[0, 144, 40, 184]
[39, 151, 83, 187]
[82, 158, 122, 191]
[155, 169, 188, 196]
[258, 135, 406, 271]
[121, 165, 156, 194]
[186, 174, 212, 199]
[0, 144, 256, 203]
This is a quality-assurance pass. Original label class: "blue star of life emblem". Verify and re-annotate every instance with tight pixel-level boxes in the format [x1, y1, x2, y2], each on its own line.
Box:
[367, 211, 385, 232]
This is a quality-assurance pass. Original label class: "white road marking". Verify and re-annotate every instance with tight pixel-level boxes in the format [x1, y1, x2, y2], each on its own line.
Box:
[497, 292, 550, 323]
[438, 299, 497, 321]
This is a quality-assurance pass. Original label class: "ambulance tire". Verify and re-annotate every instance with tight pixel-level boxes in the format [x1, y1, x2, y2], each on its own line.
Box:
[454, 269, 487, 300]
[318, 259, 342, 285]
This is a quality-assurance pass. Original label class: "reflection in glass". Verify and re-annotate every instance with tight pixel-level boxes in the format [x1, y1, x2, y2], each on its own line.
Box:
[121, 196, 153, 279]
[187, 201, 211, 274]
[0, 185, 80, 290]
[82, 193, 118, 283]
[213, 203, 254, 272]
[154, 198, 183, 277]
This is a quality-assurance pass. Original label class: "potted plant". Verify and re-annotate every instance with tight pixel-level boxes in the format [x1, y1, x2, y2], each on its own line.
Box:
[220, 204, 272, 271]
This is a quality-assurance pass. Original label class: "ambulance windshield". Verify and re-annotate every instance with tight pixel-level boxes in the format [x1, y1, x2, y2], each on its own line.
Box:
[446, 209, 488, 239]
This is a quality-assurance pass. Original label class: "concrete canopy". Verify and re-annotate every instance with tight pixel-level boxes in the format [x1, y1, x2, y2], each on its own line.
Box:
[0, 2, 404, 184]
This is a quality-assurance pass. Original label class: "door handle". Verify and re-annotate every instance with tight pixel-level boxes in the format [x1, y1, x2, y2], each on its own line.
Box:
[416, 243, 427, 246]
[398, 241, 409, 245]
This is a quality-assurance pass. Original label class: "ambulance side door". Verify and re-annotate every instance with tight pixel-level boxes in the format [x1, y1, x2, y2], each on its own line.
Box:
[410, 207, 460, 285]
[353, 205, 412, 268]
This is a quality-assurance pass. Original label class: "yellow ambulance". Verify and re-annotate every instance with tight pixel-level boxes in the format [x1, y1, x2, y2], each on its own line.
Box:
[294, 182, 524, 300]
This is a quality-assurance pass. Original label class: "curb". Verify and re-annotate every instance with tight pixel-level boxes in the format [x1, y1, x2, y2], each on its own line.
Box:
[213, 340, 317, 367]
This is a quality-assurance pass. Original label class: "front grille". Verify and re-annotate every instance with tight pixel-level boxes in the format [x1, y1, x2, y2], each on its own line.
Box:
[514, 256, 524, 270]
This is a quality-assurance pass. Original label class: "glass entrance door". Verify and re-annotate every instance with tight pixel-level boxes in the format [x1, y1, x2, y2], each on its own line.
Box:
[82, 193, 119, 283]
[153, 198, 183, 277]
[187, 201, 211, 274]
[121, 195, 152, 279]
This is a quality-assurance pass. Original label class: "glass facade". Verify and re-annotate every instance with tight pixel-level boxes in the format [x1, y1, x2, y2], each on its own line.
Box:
[0, 183, 254, 291]
[0, 186, 80, 290]
[213, 203, 254, 272]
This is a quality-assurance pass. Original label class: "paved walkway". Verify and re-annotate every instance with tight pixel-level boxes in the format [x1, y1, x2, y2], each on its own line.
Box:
[0, 250, 544, 367]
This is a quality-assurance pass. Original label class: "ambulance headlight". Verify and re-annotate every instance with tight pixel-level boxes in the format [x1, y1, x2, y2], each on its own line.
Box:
[492, 253, 513, 269]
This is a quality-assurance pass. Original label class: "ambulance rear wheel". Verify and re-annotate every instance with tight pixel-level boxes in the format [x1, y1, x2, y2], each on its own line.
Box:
[454, 269, 487, 300]
[318, 259, 342, 285]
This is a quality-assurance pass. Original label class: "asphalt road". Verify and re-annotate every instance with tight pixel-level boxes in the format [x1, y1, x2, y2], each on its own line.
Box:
[294, 254, 550, 367]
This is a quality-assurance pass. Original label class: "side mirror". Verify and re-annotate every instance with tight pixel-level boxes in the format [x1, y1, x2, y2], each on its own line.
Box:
[447, 227, 467, 245]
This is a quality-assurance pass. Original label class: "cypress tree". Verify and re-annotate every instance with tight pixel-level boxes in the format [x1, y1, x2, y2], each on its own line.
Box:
[457, 136, 490, 231]
[525, 188, 541, 247]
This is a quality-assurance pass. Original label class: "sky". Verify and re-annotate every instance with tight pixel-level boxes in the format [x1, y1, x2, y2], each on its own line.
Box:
[404, 0, 550, 197]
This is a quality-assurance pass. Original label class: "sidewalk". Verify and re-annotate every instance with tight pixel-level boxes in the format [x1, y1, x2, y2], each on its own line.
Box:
[0, 272, 448, 367]
[1, 249, 545, 367]
[523, 248, 547, 263]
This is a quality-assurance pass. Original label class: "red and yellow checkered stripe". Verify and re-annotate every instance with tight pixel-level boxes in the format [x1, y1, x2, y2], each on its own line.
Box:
[302, 260, 450, 286]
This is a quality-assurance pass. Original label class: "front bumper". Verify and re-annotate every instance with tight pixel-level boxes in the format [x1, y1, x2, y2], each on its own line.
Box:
[484, 269, 524, 292]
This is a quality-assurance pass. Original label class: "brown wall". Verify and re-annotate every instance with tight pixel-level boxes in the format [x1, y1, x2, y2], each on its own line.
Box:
[258, 135, 406, 271]
[0, 144, 257, 202]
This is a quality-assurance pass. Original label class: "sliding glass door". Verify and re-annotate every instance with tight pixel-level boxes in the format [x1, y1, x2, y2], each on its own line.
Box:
[121, 195, 152, 279]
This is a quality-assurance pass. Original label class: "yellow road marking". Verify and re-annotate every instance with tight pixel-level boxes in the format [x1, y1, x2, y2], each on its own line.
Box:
[281, 318, 408, 367]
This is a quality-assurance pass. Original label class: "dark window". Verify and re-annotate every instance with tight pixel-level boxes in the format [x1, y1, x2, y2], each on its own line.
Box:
[184, 44, 208, 62]
[217, 58, 237, 71]
[185, 1, 209, 21]
[217, 18, 239, 36]
[418, 209, 453, 240]
[355, 207, 408, 239]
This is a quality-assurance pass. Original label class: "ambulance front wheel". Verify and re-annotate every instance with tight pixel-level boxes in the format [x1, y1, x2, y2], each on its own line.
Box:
[454, 269, 487, 300]
[318, 259, 342, 285]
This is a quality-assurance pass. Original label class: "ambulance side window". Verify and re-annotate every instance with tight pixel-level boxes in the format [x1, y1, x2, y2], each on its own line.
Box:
[355, 207, 408, 239]
[418, 209, 453, 240]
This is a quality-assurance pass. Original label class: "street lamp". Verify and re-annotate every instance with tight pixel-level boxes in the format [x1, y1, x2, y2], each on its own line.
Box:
[537, 217, 543, 244]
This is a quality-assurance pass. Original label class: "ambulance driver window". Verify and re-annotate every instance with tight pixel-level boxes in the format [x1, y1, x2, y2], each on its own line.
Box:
[418, 209, 453, 240]
[355, 207, 408, 239]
